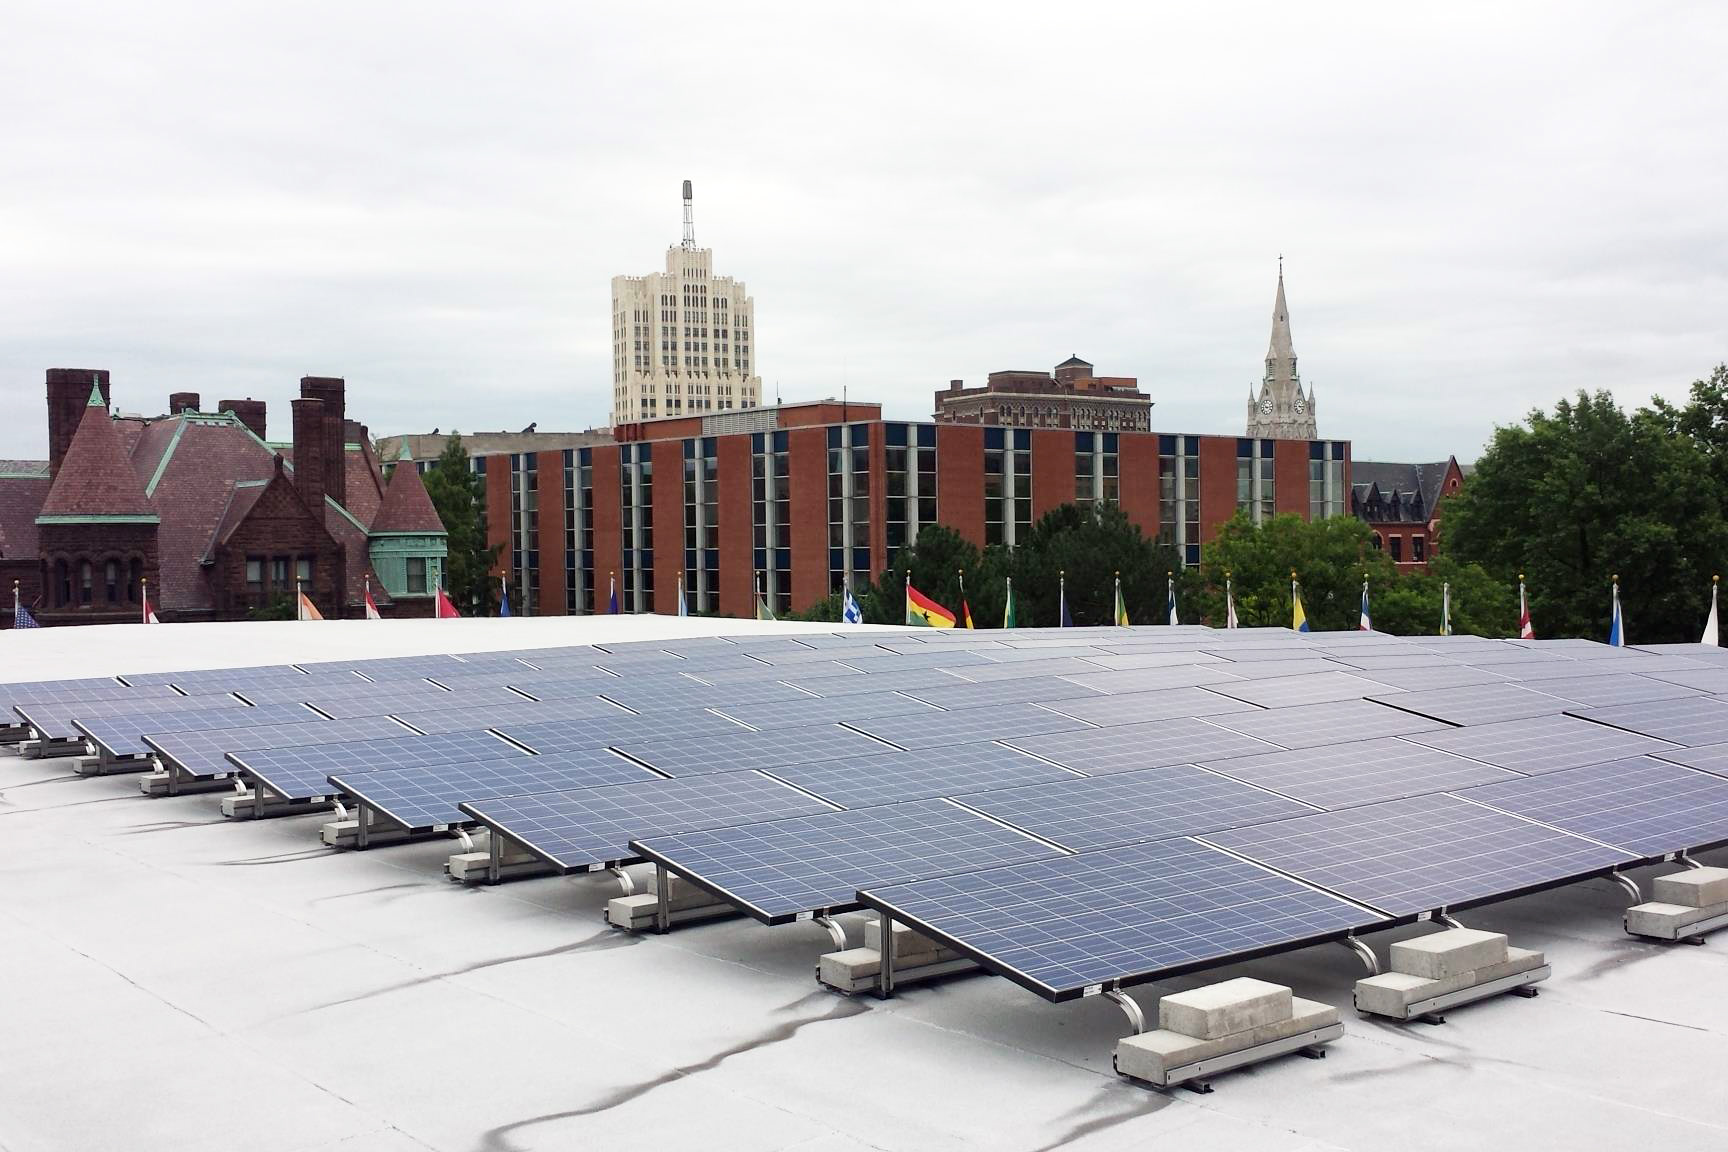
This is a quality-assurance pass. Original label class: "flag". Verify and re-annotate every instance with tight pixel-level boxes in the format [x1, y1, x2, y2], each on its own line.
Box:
[1166, 572, 1177, 626]
[1518, 575, 1534, 639]
[608, 573, 619, 615]
[1358, 577, 1371, 632]
[756, 573, 775, 621]
[1291, 573, 1309, 633]
[905, 580, 956, 628]
[1059, 572, 1073, 628]
[1003, 575, 1016, 628]
[1704, 576, 1720, 646]
[842, 585, 863, 624]
[677, 575, 688, 618]
[297, 590, 324, 621]
[957, 571, 974, 629]
[1441, 581, 1451, 637]
[13, 582, 39, 629]
[435, 586, 461, 618]
[363, 576, 381, 620]
[1225, 573, 1238, 630]
[142, 578, 159, 625]
[500, 574, 510, 618]
[1608, 576, 1624, 647]
[1115, 574, 1132, 627]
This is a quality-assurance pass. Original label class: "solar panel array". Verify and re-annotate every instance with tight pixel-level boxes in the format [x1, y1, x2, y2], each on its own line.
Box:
[13, 626, 1728, 1010]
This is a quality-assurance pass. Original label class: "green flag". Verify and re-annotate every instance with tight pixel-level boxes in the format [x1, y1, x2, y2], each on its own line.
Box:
[1003, 575, 1016, 628]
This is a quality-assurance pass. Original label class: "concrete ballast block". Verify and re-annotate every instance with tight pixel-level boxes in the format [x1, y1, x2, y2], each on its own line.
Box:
[1652, 868, 1728, 910]
[864, 920, 947, 963]
[1355, 947, 1545, 1017]
[1117, 996, 1340, 1083]
[1390, 927, 1509, 979]
[1158, 977, 1293, 1040]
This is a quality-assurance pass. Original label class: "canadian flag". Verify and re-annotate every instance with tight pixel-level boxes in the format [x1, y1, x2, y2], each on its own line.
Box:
[435, 587, 461, 619]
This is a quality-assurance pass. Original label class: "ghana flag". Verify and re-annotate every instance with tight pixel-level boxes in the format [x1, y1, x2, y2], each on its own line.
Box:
[906, 582, 957, 628]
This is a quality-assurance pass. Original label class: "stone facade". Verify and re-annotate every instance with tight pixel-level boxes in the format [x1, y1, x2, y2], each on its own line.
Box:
[1245, 268, 1319, 439]
[934, 357, 1152, 431]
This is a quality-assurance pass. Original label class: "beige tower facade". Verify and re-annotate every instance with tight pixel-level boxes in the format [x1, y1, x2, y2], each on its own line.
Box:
[610, 183, 761, 425]
[1246, 266, 1318, 439]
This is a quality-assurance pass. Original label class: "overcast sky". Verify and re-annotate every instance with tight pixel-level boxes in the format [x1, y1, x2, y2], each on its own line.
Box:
[2, 2, 1723, 463]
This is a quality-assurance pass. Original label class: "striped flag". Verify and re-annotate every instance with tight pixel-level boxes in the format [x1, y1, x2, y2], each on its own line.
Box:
[296, 585, 324, 621]
[1441, 581, 1451, 637]
[958, 571, 975, 629]
[1608, 576, 1624, 647]
[905, 578, 955, 628]
[1517, 574, 1534, 639]
[842, 585, 863, 624]
[1358, 576, 1372, 631]
[1704, 576, 1720, 647]
[608, 573, 619, 615]
[677, 575, 688, 618]
[13, 582, 39, 629]
[1115, 573, 1131, 627]
[1165, 572, 1177, 626]
[363, 576, 382, 620]
[1291, 572, 1310, 633]
[756, 572, 775, 622]
[1003, 575, 1016, 628]
[142, 578, 159, 624]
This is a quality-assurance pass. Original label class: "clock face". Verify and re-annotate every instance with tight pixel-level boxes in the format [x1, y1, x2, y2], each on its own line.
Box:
[1260, 398, 1273, 415]
[1294, 397, 1306, 414]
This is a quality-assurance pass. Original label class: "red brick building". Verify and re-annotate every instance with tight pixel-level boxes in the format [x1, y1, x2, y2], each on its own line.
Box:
[1, 371, 447, 626]
[410, 401, 1352, 619]
[1351, 457, 1466, 569]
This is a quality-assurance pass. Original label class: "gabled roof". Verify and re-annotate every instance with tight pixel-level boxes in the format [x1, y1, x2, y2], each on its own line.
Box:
[371, 450, 446, 535]
[37, 388, 158, 522]
[326, 501, 392, 608]
[1351, 459, 1459, 525]
[343, 443, 386, 528]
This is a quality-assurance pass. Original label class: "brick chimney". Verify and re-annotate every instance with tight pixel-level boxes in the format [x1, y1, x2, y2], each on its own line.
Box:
[46, 369, 110, 482]
[222, 398, 267, 441]
[169, 392, 200, 415]
[292, 397, 326, 514]
[299, 376, 347, 507]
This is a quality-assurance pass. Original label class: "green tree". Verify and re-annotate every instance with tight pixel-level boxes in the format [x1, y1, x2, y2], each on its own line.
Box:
[1369, 556, 1519, 638]
[1196, 511, 1394, 631]
[1443, 390, 1728, 643]
[1010, 503, 1183, 627]
[421, 433, 502, 616]
[247, 594, 296, 622]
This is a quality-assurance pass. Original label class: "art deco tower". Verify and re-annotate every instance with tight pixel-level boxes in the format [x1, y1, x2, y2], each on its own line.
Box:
[1245, 263, 1318, 438]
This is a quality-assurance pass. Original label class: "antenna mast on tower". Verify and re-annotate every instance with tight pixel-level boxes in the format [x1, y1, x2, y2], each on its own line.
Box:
[681, 179, 696, 249]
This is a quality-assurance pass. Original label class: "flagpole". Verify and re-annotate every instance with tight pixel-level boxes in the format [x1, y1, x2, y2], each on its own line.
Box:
[12, 580, 18, 623]
[1225, 570, 1236, 630]
[1004, 573, 1013, 629]
[1706, 575, 1721, 647]
[1441, 580, 1451, 637]
[1059, 570, 1066, 628]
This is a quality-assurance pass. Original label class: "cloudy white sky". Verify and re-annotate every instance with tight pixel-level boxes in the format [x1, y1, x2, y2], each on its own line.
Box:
[2, 1, 1723, 462]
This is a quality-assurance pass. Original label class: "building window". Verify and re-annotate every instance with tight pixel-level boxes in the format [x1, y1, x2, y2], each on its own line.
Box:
[1236, 439, 1276, 524]
[406, 556, 427, 594]
[578, 448, 595, 613]
[1309, 440, 1347, 520]
[620, 443, 654, 613]
[1159, 435, 1201, 566]
[1372, 534, 1383, 551]
[564, 449, 582, 615]
[884, 423, 937, 569]
[105, 559, 119, 604]
[246, 557, 264, 601]
[827, 424, 873, 595]
[683, 436, 720, 614]
[1413, 536, 1426, 562]
[752, 430, 791, 616]
[510, 453, 539, 615]
[79, 560, 92, 606]
[272, 557, 290, 592]
[54, 559, 69, 607]
[1074, 431, 1119, 510]
[984, 428, 1031, 548]
[1389, 536, 1403, 562]
[296, 557, 312, 585]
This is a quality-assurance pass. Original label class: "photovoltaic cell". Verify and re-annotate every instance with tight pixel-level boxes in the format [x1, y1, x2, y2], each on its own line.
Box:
[782, 668, 962, 697]
[1652, 742, 1728, 779]
[1487, 674, 1701, 708]
[1646, 667, 1728, 694]
[142, 717, 415, 782]
[1328, 664, 1508, 692]
[1058, 665, 1244, 695]
[1204, 793, 1636, 917]
[17, 694, 260, 740]
[1072, 651, 1225, 672]
[1568, 697, 1728, 747]
[946, 657, 1112, 683]
[1455, 757, 1728, 859]
[1407, 713, 1678, 775]
[496, 709, 747, 754]
[387, 696, 632, 735]
[595, 678, 814, 712]
[331, 749, 657, 832]
[460, 772, 836, 872]
[231, 730, 526, 802]
[1044, 686, 1260, 727]
[0, 680, 175, 712]
[302, 692, 486, 721]
[1206, 671, 1401, 709]
[955, 763, 1319, 852]
[1208, 699, 1452, 750]
[835, 650, 994, 673]
[715, 692, 939, 731]
[900, 676, 1103, 712]
[1199, 737, 1514, 810]
[764, 743, 1076, 808]
[1198, 659, 1360, 682]
[843, 701, 1095, 751]
[615, 723, 895, 776]
[1370, 682, 1579, 726]
[73, 703, 321, 758]
[859, 838, 1381, 1001]
[630, 798, 1063, 923]
[1003, 717, 1275, 774]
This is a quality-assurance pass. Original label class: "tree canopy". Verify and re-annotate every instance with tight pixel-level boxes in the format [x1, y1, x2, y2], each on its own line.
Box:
[420, 433, 501, 616]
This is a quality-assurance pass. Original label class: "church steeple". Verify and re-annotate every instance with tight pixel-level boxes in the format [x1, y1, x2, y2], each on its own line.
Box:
[1246, 259, 1318, 439]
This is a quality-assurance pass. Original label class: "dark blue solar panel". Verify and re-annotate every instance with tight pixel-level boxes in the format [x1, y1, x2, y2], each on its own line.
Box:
[900, 676, 1102, 711]
[230, 730, 527, 802]
[0, 679, 175, 712]
[843, 702, 1095, 751]
[1003, 716, 1276, 774]
[142, 717, 414, 781]
[615, 723, 893, 777]
[1208, 699, 1451, 750]
[1205, 793, 1637, 917]
[17, 694, 261, 740]
[1043, 685, 1260, 727]
[1407, 713, 1677, 774]
[72, 703, 322, 758]
[303, 691, 497, 721]
[860, 838, 1383, 1001]
[1198, 738, 1515, 810]
[765, 743, 1076, 808]
[331, 749, 657, 832]
[1652, 742, 1728, 779]
[1498, 674, 1702, 708]
[1453, 757, 1728, 858]
[388, 696, 632, 735]
[1568, 697, 1728, 747]
[460, 772, 835, 871]
[630, 799, 1063, 923]
[954, 763, 1319, 852]
[715, 692, 939, 731]
[596, 677, 813, 712]
[1205, 671, 1402, 709]
[1369, 683, 1579, 725]
[497, 709, 747, 754]
[1059, 665, 1244, 694]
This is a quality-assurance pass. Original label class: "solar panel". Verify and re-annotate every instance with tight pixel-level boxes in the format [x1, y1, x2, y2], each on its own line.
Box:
[388, 696, 633, 735]
[1206, 671, 1400, 709]
[1200, 646, 1325, 664]
[1526, 675, 1701, 709]
[900, 676, 1103, 711]
[859, 838, 1383, 1001]
[143, 717, 414, 783]
[944, 657, 1111, 683]
[874, 638, 1008, 655]
[764, 743, 1077, 808]
[615, 723, 895, 776]
[1204, 793, 1637, 918]
[1057, 665, 1244, 694]
[1327, 664, 1508, 692]
[714, 692, 939, 731]
[330, 749, 658, 833]
[1324, 653, 1466, 671]
[843, 702, 1095, 751]
[299, 656, 466, 680]
[1407, 713, 1678, 775]
[121, 665, 323, 688]
[1068, 650, 1224, 671]
[460, 771, 836, 872]
[1208, 699, 1452, 750]
[969, 645, 1108, 663]
[227, 680, 439, 706]
[73, 703, 323, 758]
[1003, 716, 1275, 774]
[0, 679, 175, 711]
[1646, 667, 1728, 694]
[955, 763, 1319, 852]
[1455, 757, 1728, 859]
[16, 693, 258, 740]
[301, 691, 503, 721]
[483, 678, 624, 703]
[630, 798, 1064, 923]
[595, 678, 814, 713]
[230, 730, 526, 803]
[1200, 737, 1516, 810]
[1370, 682, 1579, 726]
[1194, 658, 1358, 681]
[1479, 660, 1617, 683]
[495, 709, 747, 754]
[1568, 696, 1728, 747]
[1653, 742, 1728, 778]
[836, 650, 995, 673]
[1043, 685, 1259, 726]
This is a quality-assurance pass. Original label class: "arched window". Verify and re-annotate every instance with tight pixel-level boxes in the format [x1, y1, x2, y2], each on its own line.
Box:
[105, 559, 119, 604]
[54, 559, 69, 607]
[79, 560, 93, 606]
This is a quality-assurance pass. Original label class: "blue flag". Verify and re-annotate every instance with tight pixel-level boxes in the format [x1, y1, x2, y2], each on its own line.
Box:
[1608, 581, 1624, 647]
[842, 586, 862, 624]
[608, 574, 619, 615]
[499, 574, 510, 618]
[14, 602, 40, 629]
